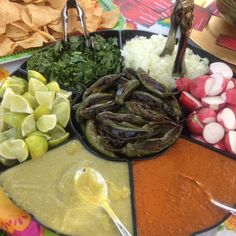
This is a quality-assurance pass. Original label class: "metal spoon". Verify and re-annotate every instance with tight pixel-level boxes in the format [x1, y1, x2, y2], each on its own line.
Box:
[211, 199, 236, 215]
[74, 167, 132, 236]
[179, 174, 236, 215]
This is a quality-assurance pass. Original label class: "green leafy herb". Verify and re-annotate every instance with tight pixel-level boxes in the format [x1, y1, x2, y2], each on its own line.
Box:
[27, 35, 121, 93]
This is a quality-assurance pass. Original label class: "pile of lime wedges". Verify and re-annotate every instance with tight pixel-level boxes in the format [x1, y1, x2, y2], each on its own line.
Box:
[0, 70, 71, 166]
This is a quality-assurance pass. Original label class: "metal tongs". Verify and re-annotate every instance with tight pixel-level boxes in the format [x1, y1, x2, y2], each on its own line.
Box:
[62, 0, 94, 49]
[160, 0, 194, 78]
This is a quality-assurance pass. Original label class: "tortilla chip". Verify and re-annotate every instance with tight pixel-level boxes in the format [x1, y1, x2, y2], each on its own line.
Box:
[10, 21, 32, 33]
[21, 8, 56, 42]
[0, 0, 22, 27]
[16, 32, 52, 48]
[0, 35, 17, 56]
[51, 31, 63, 40]
[24, 4, 61, 28]
[94, 6, 103, 18]
[20, 0, 34, 3]
[100, 8, 120, 28]
[0, 0, 121, 57]
[48, 9, 83, 34]
[86, 14, 102, 32]
[78, 0, 97, 14]
[5, 24, 29, 41]
[46, 0, 67, 10]
[47, 19, 63, 33]
[0, 25, 6, 35]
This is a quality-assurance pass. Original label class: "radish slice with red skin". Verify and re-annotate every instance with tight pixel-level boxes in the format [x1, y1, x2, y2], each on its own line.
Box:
[225, 131, 236, 154]
[232, 78, 236, 87]
[213, 140, 226, 151]
[196, 107, 216, 124]
[227, 105, 236, 116]
[221, 92, 226, 101]
[189, 76, 214, 98]
[203, 122, 225, 144]
[226, 80, 235, 90]
[217, 108, 236, 130]
[208, 73, 227, 96]
[224, 89, 236, 105]
[209, 62, 233, 79]
[201, 96, 226, 111]
[191, 135, 206, 143]
[176, 77, 191, 91]
[179, 91, 202, 111]
[186, 112, 204, 135]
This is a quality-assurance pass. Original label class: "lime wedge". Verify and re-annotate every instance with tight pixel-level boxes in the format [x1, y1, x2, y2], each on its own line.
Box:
[52, 102, 70, 127]
[0, 105, 7, 132]
[28, 70, 47, 84]
[53, 93, 70, 106]
[35, 91, 55, 109]
[6, 83, 25, 95]
[0, 156, 17, 166]
[23, 92, 38, 109]
[8, 76, 28, 88]
[57, 89, 72, 99]
[48, 124, 69, 147]
[0, 128, 17, 143]
[1, 87, 14, 109]
[36, 114, 57, 133]
[25, 135, 48, 159]
[21, 114, 36, 137]
[0, 138, 29, 162]
[27, 131, 51, 140]
[34, 105, 51, 120]
[3, 112, 27, 129]
[0, 77, 27, 96]
[0, 81, 10, 97]
[47, 81, 60, 92]
[7, 75, 28, 87]
[28, 78, 48, 95]
[9, 93, 33, 114]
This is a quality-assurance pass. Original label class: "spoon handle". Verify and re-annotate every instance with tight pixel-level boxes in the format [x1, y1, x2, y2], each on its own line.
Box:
[103, 202, 132, 236]
[211, 199, 236, 215]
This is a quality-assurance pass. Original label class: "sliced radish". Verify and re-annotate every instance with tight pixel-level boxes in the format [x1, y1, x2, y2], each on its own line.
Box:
[220, 92, 226, 101]
[176, 77, 191, 92]
[179, 91, 202, 111]
[224, 89, 236, 105]
[224, 131, 236, 154]
[203, 122, 225, 144]
[196, 107, 216, 124]
[226, 80, 235, 90]
[209, 62, 233, 79]
[189, 75, 214, 99]
[217, 108, 236, 130]
[227, 105, 236, 116]
[186, 112, 204, 135]
[191, 135, 206, 143]
[232, 78, 236, 87]
[208, 73, 226, 96]
[213, 140, 226, 151]
[201, 96, 226, 111]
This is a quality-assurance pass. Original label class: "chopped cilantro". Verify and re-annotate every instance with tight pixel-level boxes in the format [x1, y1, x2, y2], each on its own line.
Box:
[27, 35, 121, 93]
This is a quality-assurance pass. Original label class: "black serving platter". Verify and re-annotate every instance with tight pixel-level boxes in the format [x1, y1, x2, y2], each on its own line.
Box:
[1, 29, 235, 236]
[18, 29, 236, 161]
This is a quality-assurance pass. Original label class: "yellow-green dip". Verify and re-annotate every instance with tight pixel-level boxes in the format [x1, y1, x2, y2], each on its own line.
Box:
[0, 140, 133, 236]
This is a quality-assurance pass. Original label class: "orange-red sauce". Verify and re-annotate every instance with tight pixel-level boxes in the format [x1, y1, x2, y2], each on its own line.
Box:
[133, 138, 236, 236]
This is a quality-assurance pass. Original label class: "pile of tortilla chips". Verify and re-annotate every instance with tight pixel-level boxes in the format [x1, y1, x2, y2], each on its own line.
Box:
[0, 0, 120, 57]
